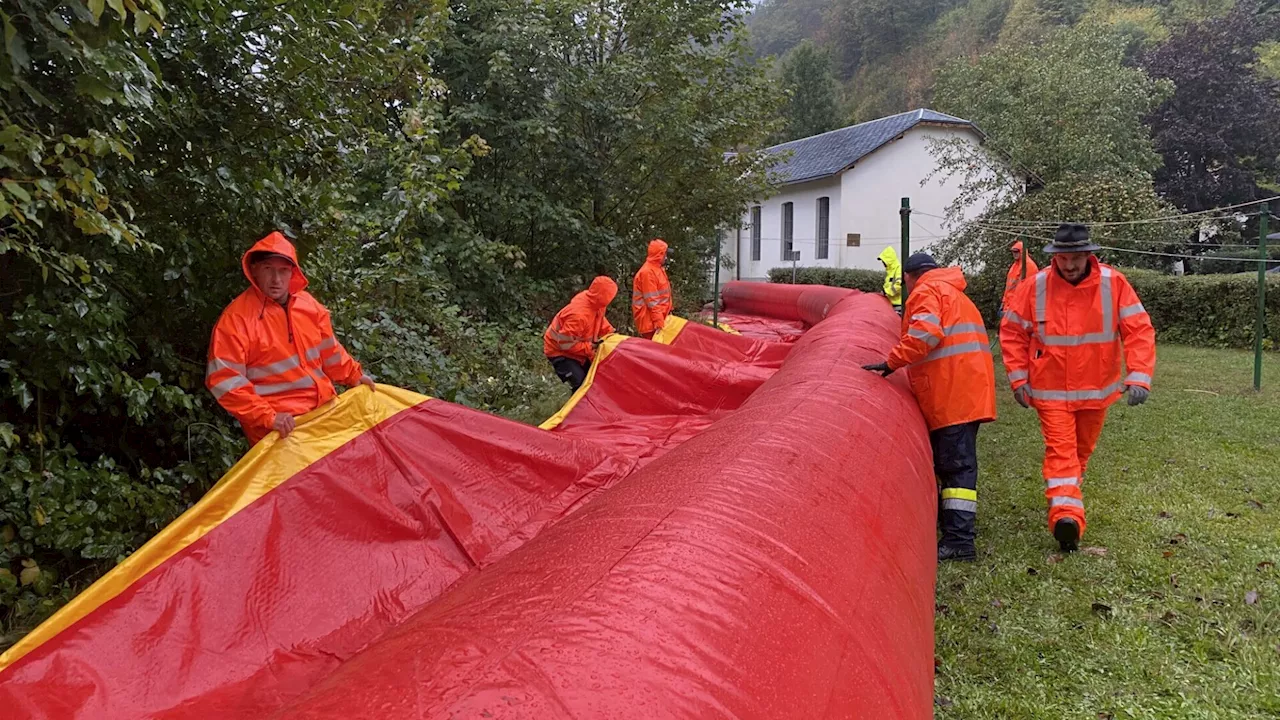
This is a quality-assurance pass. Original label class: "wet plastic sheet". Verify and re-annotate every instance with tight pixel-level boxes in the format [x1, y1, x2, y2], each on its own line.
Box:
[274, 292, 937, 719]
[0, 289, 936, 720]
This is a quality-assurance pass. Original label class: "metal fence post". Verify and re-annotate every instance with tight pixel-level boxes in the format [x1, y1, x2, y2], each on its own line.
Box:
[713, 231, 721, 329]
[1255, 202, 1270, 391]
[900, 198, 911, 302]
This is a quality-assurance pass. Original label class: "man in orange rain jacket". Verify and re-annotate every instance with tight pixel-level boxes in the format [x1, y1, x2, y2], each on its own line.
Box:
[206, 232, 374, 445]
[1002, 240, 1039, 316]
[632, 239, 673, 339]
[544, 276, 618, 391]
[1000, 224, 1156, 553]
[863, 253, 997, 563]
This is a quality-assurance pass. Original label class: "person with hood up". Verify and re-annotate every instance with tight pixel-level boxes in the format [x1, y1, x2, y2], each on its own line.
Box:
[206, 232, 375, 444]
[862, 253, 997, 562]
[1000, 224, 1155, 553]
[544, 276, 618, 391]
[877, 247, 904, 313]
[632, 239, 673, 339]
[1002, 240, 1039, 317]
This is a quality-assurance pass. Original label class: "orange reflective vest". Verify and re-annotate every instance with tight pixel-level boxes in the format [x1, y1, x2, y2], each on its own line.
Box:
[886, 267, 997, 431]
[1002, 241, 1039, 311]
[1000, 257, 1156, 411]
[205, 233, 365, 444]
[632, 239, 672, 334]
[544, 277, 618, 364]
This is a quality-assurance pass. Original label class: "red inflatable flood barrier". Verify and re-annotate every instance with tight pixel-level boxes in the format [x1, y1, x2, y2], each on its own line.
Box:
[276, 291, 937, 719]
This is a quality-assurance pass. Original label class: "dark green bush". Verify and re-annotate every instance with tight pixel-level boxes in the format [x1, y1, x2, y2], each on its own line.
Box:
[1190, 246, 1280, 275]
[774, 266, 1280, 350]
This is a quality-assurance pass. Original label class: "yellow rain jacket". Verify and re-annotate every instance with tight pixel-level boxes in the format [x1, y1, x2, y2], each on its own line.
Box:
[878, 247, 903, 308]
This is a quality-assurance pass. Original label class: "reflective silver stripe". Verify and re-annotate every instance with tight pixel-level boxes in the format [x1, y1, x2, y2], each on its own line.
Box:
[923, 341, 991, 362]
[305, 337, 338, 362]
[209, 375, 250, 399]
[1050, 496, 1084, 509]
[1035, 268, 1118, 346]
[255, 374, 316, 396]
[1003, 310, 1033, 330]
[1025, 379, 1126, 402]
[1119, 303, 1147, 319]
[548, 327, 588, 351]
[1046, 477, 1079, 489]
[943, 322, 988, 337]
[1008, 370, 1029, 383]
[908, 327, 941, 347]
[941, 498, 977, 513]
[247, 354, 301, 380]
[206, 358, 247, 378]
[323, 354, 343, 367]
[1126, 372, 1151, 385]
[911, 313, 941, 325]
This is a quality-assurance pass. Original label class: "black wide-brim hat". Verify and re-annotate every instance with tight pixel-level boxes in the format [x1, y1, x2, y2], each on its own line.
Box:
[1044, 223, 1102, 254]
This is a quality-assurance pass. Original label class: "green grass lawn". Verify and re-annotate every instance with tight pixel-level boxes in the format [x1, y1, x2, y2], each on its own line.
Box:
[936, 345, 1280, 719]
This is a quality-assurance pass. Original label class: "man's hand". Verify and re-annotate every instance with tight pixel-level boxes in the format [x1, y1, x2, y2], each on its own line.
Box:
[1126, 385, 1149, 406]
[861, 362, 894, 377]
[272, 412, 296, 439]
[1013, 386, 1031, 409]
[359, 375, 376, 392]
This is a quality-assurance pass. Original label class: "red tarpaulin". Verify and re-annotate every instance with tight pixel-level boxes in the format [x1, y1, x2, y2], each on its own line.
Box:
[0, 286, 936, 719]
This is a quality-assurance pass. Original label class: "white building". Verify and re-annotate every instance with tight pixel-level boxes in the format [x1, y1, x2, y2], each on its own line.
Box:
[722, 109, 1001, 281]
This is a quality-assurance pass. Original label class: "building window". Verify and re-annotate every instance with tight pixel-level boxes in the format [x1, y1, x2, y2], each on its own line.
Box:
[750, 206, 761, 261]
[781, 202, 795, 261]
[816, 197, 830, 260]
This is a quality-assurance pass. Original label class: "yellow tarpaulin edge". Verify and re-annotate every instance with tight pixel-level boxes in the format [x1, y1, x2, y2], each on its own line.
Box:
[538, 319, 692, 432]
[0, 385, 430, 672]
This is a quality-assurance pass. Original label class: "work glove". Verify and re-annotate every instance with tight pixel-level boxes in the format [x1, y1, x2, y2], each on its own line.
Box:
[861, 362, 894, 377]
[1125, 385, 1149, 406]
[1013, 386, 1031, 409]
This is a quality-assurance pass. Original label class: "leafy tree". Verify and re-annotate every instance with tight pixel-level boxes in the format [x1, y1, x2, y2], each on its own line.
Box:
[1140, 2, 1280, 212]
[776, 40, 841, 142]
[928, 28, 1182, 270]
[435, 0, 782, 317]
[747, 0, 833, 59]
[826, 0, 963, 77]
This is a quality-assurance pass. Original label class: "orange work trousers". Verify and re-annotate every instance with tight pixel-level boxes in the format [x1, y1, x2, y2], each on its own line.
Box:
[1035, 407, 1108, 537]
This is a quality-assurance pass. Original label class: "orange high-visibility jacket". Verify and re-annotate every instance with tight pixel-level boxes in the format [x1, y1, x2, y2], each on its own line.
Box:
[632, 239, 672, 334]
[1002, 241, 1039, 311]
[544, 277, 618, 364]
[1000, 257, 1156, 411]
[886, 267, 997, 431]
[205, 233, 365, 444]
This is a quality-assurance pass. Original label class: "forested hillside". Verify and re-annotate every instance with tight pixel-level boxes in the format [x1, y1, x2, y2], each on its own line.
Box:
[0, 0, 779, 645]
[752, 0, 1280, 271]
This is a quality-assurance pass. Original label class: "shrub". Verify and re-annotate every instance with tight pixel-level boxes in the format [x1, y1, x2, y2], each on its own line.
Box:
[774, 266, 1280, 350]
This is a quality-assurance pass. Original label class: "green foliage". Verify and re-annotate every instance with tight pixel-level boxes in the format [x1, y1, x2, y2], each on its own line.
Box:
[929, 27, 1183, 271]
[1130, 272, 1280, 349]
[1191, 245, 1280, 275]
[0, 0, 779, 647]
[1140, 3, 1280, 213]
[935, 27, 1171, 182]
[768, 265, 888, 293]
[436, 0, 782, 317]
[775, 40, 840, 143]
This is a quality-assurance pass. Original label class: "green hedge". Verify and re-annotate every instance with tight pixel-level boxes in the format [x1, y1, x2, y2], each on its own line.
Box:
[771, 266, 1280, 350]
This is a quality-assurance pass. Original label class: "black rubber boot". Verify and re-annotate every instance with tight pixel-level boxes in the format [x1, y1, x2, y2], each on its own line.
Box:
[938, 545, 977, 563]
[1054, 518, 1080, 553]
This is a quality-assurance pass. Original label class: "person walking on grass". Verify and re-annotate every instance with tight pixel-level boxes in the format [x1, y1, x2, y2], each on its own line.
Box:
[999, 224, 1156, 552]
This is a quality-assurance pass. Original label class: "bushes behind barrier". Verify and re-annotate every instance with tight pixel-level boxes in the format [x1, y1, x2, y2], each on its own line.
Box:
[771, 266, 1280, 350]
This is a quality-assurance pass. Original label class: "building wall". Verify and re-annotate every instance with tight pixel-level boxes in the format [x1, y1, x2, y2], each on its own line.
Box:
[736, 176, 842, 281]
[735, 125, 1000, 281]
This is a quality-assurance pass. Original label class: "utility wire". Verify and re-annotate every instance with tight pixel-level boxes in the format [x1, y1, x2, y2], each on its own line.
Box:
[914, 197, 1280, 229]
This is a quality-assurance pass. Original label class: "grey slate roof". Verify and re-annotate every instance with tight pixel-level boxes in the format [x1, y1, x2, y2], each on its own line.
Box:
[766, 109, 976, 185]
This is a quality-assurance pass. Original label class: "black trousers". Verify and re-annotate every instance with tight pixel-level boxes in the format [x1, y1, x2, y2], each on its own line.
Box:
[549, 356, 590, 391]
[930, 421, 980, 550]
